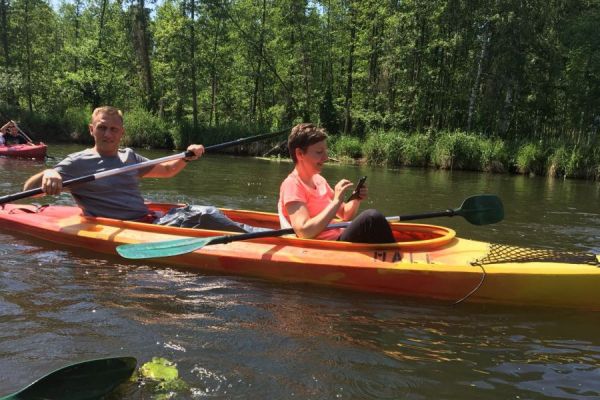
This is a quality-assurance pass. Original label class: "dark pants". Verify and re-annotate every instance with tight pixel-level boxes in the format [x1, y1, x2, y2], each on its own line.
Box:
[338, 209, 396, 243]
[154, 205, 271, 233]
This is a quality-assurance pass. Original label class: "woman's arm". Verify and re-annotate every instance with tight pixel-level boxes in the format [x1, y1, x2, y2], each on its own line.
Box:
[286, 199, 342, 239]
[286, 179, 353, 238]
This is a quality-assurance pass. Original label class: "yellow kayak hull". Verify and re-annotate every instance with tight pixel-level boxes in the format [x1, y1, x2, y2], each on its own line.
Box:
[1, 203, 599, 309]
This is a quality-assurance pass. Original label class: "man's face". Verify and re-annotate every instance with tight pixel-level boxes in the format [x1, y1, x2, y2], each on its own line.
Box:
[89, 112, 124, 156]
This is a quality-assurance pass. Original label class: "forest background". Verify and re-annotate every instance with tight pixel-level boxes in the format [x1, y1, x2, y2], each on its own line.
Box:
[0, 0, 599, 179]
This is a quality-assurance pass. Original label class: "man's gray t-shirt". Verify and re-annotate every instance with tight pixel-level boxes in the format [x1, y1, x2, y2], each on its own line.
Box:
[54, 148, 150, 220]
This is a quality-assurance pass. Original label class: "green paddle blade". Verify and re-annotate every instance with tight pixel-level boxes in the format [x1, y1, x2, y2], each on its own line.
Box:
[1, 356, 136, 400]
[116, 237, 214, 259]
[455, 194, 504, 225]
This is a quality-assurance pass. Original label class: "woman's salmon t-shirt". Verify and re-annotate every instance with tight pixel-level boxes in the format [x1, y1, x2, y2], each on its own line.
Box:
[278, 172, 342, 240]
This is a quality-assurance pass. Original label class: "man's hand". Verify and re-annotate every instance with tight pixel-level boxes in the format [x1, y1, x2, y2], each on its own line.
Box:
[184, 144, 205, 161]
[41, 169, 63, 195]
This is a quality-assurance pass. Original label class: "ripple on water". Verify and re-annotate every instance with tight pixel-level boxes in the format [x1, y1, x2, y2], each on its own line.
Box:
[2, 201, 600, 399]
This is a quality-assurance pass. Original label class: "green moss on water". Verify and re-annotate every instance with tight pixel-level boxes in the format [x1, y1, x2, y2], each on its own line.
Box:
[140, 357, 179, 381]
[135, 357, 189, 396]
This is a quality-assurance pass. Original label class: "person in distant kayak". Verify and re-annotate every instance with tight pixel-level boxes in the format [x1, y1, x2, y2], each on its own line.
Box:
[278, 123, 395, 243]
[0, 121, 29, 145]
[23, 106, 267, 233]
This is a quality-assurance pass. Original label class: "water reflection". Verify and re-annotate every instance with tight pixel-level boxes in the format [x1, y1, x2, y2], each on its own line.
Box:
[1, 146, 600, 399]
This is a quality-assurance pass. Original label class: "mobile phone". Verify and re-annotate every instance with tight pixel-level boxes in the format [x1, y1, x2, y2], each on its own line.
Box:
[347, 176, 367, 202]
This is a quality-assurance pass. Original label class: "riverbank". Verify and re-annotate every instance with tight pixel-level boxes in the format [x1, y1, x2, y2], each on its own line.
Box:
[327, 131, 600, 181]
[4, 106, 599, 181]
[259, 131, 600, 181]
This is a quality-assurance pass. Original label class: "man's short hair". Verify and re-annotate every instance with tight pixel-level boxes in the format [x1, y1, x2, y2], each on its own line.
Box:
[91, 106, 123, 124]
[287, 123, 328, 163]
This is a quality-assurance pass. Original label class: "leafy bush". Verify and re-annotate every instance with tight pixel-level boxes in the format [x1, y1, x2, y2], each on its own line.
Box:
[480, 138, 508, 173]
[548, 146, 584, 178]
[515, 142, 545, 175]
[122, 108, 173, 148]
[431, 130, 481, 170]
[362, 131, 429, 167]
[382, 131, 406, 166]
[63, 107, 92, 143]
[401, 133, 430, 167]
[331, 135, 362, 159]
[172, 121, 271, 153]
[363, 131, 389, 165]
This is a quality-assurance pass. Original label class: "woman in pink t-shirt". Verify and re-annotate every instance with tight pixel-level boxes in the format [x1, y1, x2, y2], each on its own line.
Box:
[278, 123, 395, 243]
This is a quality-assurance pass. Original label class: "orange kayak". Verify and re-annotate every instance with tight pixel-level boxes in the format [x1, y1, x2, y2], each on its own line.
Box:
[1, 202, 599, 309]
[0, 143, 47, 159]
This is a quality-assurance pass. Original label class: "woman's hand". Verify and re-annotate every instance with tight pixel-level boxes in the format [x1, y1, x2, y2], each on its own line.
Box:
[333, 179, 354, 203]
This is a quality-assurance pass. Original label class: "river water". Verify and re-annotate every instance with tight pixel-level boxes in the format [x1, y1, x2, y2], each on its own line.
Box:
[1, 144, 600, 399]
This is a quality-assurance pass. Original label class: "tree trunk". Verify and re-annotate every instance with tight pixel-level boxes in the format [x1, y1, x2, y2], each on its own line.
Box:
[343, 3, 356, 135]
[0, 0, 9, 68]
[23, 0, 33, 112]
[467, 21, 490, 132]
[188, 0, 198, 129]
[251, 0, 266, 121]
[209, 19, 220, 127]
[98, 0, 107, 49]
[297, 12, 311, 121]
[499, 82, 515, 137]
[0, 0, 17, 107]
[326, 0, 333, 90]
[132, 0, 155, 111]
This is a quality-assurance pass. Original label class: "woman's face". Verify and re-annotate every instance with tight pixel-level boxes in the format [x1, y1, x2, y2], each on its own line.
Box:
[297, 140, 328, 174]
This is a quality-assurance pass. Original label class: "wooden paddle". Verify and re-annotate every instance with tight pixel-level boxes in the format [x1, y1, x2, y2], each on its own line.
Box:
[10, 120, 34, 144]
[0, 129, 286, 205]
[0, 356, 136, 400]
[116, 194, 504, 260]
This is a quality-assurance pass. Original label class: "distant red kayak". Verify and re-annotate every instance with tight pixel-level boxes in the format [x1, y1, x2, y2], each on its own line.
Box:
[0, 143, 47, 159]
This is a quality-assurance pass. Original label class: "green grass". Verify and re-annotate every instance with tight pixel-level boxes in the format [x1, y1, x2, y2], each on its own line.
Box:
[431, 130, 481, 171]
[331, 135, 363, 160]
[515, 142, 545, 175]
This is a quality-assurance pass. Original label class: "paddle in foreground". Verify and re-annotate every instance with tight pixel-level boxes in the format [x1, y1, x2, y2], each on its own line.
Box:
[0, 356, 137, 400]
[117, 194, 504, 260]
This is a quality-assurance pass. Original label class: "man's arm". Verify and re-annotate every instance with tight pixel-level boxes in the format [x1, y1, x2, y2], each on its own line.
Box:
[23, 169, 63, 195]
[141, 144, 205, 178]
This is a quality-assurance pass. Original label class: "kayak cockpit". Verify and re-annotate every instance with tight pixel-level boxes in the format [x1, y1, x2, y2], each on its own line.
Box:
[2, 203, 457, 251]
[146, 203, 457, 251]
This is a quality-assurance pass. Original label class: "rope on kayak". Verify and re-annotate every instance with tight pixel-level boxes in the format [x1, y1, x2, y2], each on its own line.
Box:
[454, 264, 486, 305]
[471, 244, 600, 267]
[455, 244, 599, 305]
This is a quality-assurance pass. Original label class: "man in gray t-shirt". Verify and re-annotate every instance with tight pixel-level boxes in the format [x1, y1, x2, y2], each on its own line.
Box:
[23, 106, 205, 220]
[53, 148, 150, 220]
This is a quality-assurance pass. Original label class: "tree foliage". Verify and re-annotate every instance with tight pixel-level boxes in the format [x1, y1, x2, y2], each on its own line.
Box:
[0, 0, 598, 153]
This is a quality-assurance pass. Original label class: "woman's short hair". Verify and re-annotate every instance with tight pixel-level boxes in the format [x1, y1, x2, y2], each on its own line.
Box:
[287, 123, 328, 163]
